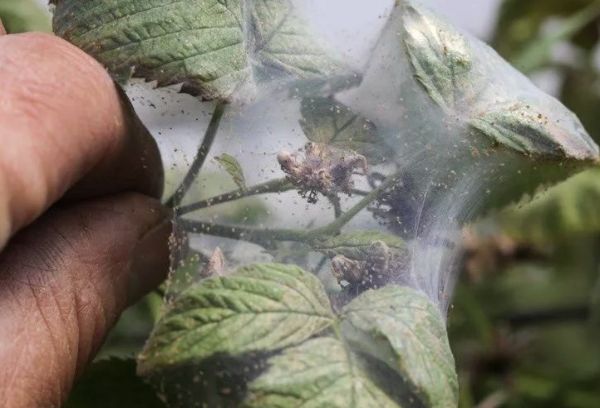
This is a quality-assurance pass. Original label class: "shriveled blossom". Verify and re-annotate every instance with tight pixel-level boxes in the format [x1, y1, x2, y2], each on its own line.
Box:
[331, 240, 398, 291]
[277, 142, 367, 203]
[368, 173, 422, 237]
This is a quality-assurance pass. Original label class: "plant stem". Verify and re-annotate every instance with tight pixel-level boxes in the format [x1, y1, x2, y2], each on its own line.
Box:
[175, 178, 293, 216]
[177, 219, 311, 244]
[179, 171, 402, 245]
[165, 102, 226, 208]
[307, 171, 401, 239]
[326, 194, 342, 218]
[314, 255, 329, 274]
[351, 188, 369, 196]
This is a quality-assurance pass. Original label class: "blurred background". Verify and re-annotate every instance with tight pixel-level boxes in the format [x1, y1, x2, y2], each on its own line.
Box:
[2, 0, 600, 407]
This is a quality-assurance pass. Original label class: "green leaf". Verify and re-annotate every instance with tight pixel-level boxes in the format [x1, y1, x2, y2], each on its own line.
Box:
[312, 230, 407, 260]
[0, 0, 51, 34]
[52, 0, 353, 101]
[342, 286, 458, 408]
[496, 168, 600, 243]
[64, 359, 165, 408]
[492, 0, 597, 67]
[250, 0, 349, 81]
[402, 2, 472, 111]
[215, 153, 247, 190]
[244, 337, 401, 408]
[245, 285, 457, 408]
[138, 263, 335, 373]
[299, 97, 390, 164]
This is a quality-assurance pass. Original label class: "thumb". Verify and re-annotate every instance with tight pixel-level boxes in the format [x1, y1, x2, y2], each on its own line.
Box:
[0, 193, 171, 408]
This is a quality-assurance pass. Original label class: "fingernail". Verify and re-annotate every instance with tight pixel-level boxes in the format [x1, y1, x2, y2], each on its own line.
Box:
[128, 216, 173, 304]
[0, 18, 6, 36]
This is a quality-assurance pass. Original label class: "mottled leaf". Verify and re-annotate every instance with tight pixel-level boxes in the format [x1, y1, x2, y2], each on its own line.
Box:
[244, 337, 401, 408]
[398, 1, 599, 163]
[52, 0, 353, 101]
[300, 97, 390, 163]
[402, 2, 472, 110]
[342, 286, 458, 408]
[138, 263, 334, 373]
[470, 101, 600, 159]
[312, 230, 407, 260]
[53, 0, 251, 100]
[215, 153, 247, 190]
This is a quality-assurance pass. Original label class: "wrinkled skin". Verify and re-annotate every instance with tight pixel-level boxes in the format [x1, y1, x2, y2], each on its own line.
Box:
[0, 24, 170, 408]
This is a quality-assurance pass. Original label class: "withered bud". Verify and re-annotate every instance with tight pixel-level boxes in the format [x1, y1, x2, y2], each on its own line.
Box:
[331, 255, 364, 285]
[278, 142, 367, 203]
[199, 247, 226, 278]
[365, 241, 391, 277]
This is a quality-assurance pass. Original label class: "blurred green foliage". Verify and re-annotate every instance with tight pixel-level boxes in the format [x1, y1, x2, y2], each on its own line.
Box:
[0, 0, 50, 33]
[451, 2, 600, 406]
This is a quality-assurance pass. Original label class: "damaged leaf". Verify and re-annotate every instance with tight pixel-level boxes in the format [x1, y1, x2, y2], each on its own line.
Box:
[52, 0, 354, 101]
[245, 285, 458, 408]
[470, 101, 600, 159]
[138, 263, 334, 373]
[342, 286, 458, 408]
[300, 97, 390, 164]
[402, 2, 472, 110]
[244, 337, 401, 408]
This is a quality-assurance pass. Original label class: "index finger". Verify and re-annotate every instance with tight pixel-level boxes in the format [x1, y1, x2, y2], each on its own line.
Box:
[0, 32, 163, 249]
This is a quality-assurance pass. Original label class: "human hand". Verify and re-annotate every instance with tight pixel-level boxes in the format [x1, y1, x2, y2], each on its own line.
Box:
[0, 23, 171, 408]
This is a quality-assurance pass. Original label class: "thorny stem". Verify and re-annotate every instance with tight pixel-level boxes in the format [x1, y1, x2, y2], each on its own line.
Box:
[165, 102, 227, 208]
[175, 178, 293, 216]
[179, 171, 402, 246]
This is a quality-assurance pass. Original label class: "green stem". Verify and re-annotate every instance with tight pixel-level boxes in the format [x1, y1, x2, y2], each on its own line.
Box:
[326, 194, 342, 219]
[165, 102, 226, 208]
[307, 171, 401, 239]
[179, 171, 401, 245]
[175, 178, 293, 216]
[177, 219, 310, 244]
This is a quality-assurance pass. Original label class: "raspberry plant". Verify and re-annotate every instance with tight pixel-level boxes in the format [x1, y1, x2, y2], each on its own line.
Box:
[52, 0, 600, 407]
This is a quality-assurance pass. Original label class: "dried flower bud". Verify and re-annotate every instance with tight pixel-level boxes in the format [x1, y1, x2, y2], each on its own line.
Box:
[199, 247, 227, 278]
[365, 241, 391, 279]
[278, 142, 367, 203]
[329, 240, 399, 292]
[331, 255, 364, 285]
